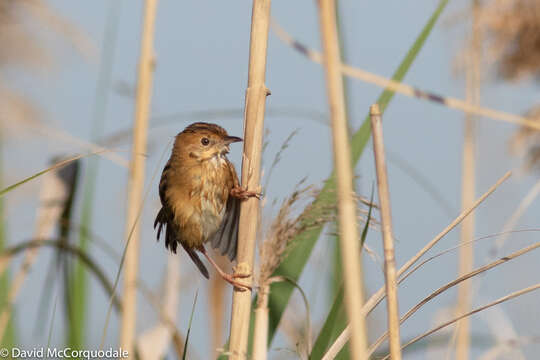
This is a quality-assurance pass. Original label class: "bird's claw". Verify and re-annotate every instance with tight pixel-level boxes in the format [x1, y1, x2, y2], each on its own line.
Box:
[231, 186, 262, 200]
[223, 274, 251, 291]
[233, 272, 251, 279]
[234, 285, 249, 292]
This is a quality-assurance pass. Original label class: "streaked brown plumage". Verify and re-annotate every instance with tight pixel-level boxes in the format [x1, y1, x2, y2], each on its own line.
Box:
[154, 122, 257, 289]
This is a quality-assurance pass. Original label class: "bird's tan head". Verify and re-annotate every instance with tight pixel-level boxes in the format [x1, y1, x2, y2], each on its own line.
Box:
[175, 122, 242, 161]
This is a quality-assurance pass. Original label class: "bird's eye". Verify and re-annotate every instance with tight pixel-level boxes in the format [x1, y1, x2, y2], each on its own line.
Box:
[201, 137, 210, 146]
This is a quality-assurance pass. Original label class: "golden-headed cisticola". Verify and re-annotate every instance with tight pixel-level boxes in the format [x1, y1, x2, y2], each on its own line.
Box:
[154, 122, 258, 290]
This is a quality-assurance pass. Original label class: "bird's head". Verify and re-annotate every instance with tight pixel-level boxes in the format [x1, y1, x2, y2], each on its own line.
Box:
[175, 122, 242, 162]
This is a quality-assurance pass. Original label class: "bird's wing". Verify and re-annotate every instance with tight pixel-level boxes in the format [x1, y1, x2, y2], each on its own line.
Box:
[156, 157, 211, 278]
[210, 159, 240, 261]
[210, 195, 240, 261]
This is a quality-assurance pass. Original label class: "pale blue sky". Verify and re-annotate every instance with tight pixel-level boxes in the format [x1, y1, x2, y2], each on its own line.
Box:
[4, 0, 540, 359]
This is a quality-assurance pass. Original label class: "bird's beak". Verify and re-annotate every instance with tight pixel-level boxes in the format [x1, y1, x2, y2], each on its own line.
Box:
[224, 136, 243, 144]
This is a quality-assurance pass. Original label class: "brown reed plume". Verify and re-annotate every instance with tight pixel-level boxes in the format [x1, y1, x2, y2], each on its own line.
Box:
[477, 0, 540, 81]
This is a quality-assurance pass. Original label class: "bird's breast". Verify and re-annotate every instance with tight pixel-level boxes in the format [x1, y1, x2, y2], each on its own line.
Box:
[196, 155, 230, 241]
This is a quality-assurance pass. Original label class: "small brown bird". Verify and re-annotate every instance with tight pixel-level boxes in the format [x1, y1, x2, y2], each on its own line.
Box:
[154, 122, 257, 290]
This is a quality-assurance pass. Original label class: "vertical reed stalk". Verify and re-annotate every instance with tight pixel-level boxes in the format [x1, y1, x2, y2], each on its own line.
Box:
[228, 0, 271, 358]
[318, 1, 368, 358]
[370, 104, 402, 360]
[455, 2, 481, 359]
[120, 0, 158, 354]
[209, 255, 227, 356]
[252, 284, 270, 360]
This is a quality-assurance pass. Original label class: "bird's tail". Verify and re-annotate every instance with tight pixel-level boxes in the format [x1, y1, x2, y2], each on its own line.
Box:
[181, 243, 210, 279]
[154, 207, 209, 278]
[154, 207, 167, 240]
[154, 207, 178, 253]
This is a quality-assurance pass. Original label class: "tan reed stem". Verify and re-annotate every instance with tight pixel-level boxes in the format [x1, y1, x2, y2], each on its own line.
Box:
[228, 0, 271, 358]
[370, 104, 402, 360]
[318, 0, 368, 358]
[321, 171, 511, 359]
[456, 2, 481, 358]
[252, 283, 270, 360]
[120, 0, 158, 354]
[270, 20, 540, 131]
[209, 255, 227, 356]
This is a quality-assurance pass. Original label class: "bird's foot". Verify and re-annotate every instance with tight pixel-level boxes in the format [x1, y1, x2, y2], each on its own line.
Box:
[221, 272, 251, 292]
[231, 186, 262, 200]
[200, 249, 252, 291]
[233, 272, 251, 279]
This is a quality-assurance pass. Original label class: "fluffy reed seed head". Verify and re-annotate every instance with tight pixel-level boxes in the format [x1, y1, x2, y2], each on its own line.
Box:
[258, 184, 319, 286]
[478, 0, 540, 81]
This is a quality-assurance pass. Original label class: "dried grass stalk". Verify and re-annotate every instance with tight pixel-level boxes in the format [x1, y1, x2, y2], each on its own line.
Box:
[318, 0, 368, 358]
[321, 171, 511, 359]
[228, 0, 271, 358]
[120, 0, 158, 354]
[370, 104, 402, 360]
